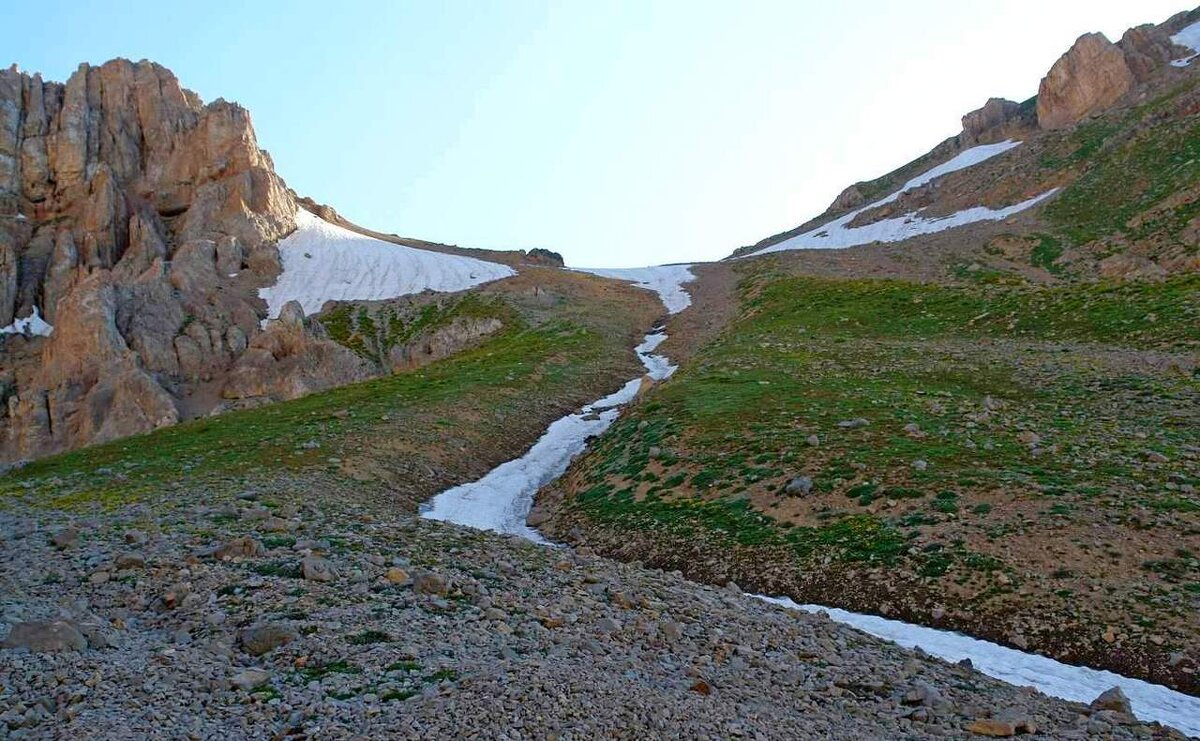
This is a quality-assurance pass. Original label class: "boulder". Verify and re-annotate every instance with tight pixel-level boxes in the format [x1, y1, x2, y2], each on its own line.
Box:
[238, 624, 298, 656]
[1, 620, 87, 652]
[1089, 686, 1132, 715]
[301, 555, 335, 582]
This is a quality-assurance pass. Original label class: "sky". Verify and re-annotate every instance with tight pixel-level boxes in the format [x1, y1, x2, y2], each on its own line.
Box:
[3, 1, 1191, 267]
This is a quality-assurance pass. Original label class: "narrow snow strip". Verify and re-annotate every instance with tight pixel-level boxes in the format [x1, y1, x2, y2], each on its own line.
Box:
[420, 328, 676, 539]
[259, 210, 516, 318]
[752, 189, 1058, 256]
[573, 264, 696, 314]
[0, 306, 53, 337]
[421, 262, 688, 538]
[749, 140, 1056, 257]
[891, 140, 1022, 200]
[756, 595, 1200, 736]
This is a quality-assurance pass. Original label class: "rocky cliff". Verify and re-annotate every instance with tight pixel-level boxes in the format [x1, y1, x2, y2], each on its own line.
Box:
[0, 60, 367, 462]
[1035, 12, 1200, 130]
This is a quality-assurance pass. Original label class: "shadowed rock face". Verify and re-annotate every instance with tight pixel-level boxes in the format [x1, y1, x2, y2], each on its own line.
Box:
[0, 60, 366, 461]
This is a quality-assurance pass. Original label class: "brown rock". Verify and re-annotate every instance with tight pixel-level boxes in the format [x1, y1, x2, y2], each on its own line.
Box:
[967, 719, 1017, 737]
[212, 536, 266, 561]
[413, 571, 449, 596]
[1089, 686, 1132, 715]
[1037, 33, 1134, 130]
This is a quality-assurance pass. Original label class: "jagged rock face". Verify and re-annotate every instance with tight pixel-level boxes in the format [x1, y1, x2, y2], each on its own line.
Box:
[0, 59, 364, 462]
[1037, 33, 1135, 130]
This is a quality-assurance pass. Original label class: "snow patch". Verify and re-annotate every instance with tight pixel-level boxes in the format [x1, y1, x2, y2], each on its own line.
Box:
[260, 210, 516, 319]
[749, 140, 1058, 256]
[1170, 20, 1200, 66]
[756, 595, 1200, 736]
[573, 264, 695, 314]
[0, 306, 53, 337]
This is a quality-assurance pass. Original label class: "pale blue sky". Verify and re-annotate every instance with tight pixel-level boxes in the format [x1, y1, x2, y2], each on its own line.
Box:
[4, 1, 1189, 266]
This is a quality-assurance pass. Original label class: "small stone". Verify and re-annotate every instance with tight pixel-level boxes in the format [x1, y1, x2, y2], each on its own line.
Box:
[231, 668, 271, 691]
[259, 517, 298, 533]
[912, 459, 928, 471]
[837, 418, 870, 429]
[413, 571, 448, 595]
[114, 552, 146, 570]
[805, 434, 820, 447]
[301, 555, 335, 582]
[384, 567, 411, 585]
[903, 423, 925, 439]
[211, 536, 266, 561]
[239, 624, 299, 656]
[1016, 430, 1040, 446]
[595, 617, 621, 634]
[1089, 686, 1132, 715]
[784, 476, 813, 496]
[50, 527, 79, 550]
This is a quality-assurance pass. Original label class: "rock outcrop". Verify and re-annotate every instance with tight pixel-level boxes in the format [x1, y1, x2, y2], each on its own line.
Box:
[960, 98, 1033, 146]
[1035, 19, 1189, 130]
[1037, 33, 1135, 130]
[0, 59, 354, 461]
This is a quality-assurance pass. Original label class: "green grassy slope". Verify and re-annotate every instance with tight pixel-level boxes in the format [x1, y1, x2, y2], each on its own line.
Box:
[542, 268, 1200, 691]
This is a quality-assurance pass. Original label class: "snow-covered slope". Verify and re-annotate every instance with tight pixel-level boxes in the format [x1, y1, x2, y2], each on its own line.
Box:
[259, 210, 516, 318]
[573, 265, 695, 314]
[749, 140, 1057, 256]
[1170, 19, 1200, 66]
[0, 307, 53, 337]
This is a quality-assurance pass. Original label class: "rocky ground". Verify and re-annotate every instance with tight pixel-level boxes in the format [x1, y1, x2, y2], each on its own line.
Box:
[1, 471, 1189, 739]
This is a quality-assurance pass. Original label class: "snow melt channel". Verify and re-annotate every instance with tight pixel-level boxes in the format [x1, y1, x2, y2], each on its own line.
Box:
[750, 140, 1059, 256]
[420, 264, 695, 539]
[755, 596, 1200, 736]
[260, 210, 515, 319]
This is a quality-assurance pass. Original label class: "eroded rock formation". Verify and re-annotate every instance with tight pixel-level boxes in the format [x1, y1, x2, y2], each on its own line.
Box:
[0, 60, 363, 461]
